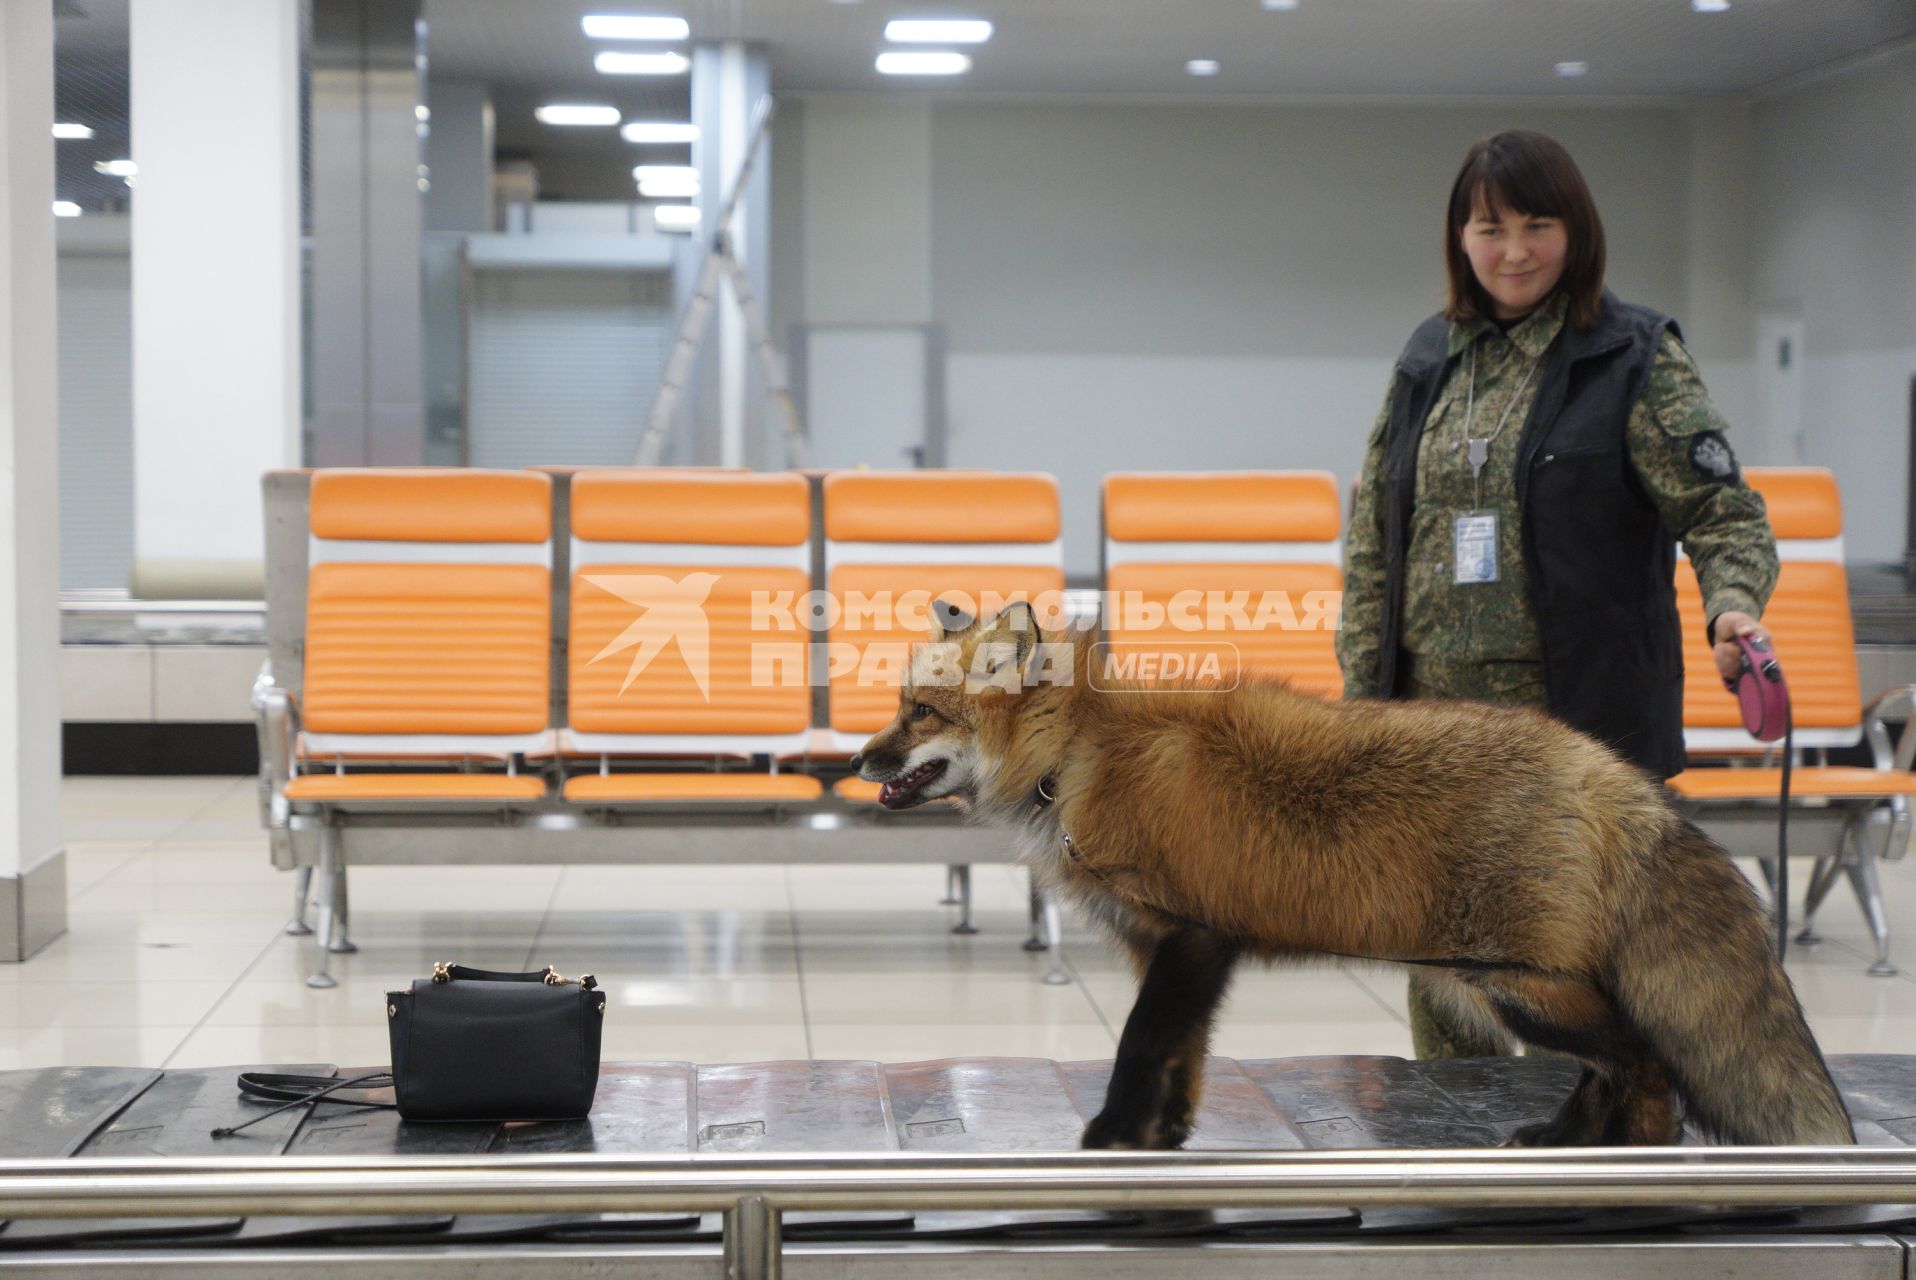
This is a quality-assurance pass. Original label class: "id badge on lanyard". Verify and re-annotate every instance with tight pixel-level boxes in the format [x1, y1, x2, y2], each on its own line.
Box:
[1454, 510, 1499, 584]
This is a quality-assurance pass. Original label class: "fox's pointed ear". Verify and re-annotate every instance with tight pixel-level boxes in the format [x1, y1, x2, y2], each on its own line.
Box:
[930, 598, 975, 641]
[979, 599, 1041, 677]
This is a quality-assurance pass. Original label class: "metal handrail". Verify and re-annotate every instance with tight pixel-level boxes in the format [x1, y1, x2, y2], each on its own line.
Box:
[3, 1146, 1915, 1218]
[9, 1148, 1913, 1280]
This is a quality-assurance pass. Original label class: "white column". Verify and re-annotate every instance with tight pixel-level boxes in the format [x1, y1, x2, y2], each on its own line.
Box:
[0, 0, 64, 958]
[690, 40, 769, 468]
[129, 0, 299, 598]
[716, 42, 749, 469]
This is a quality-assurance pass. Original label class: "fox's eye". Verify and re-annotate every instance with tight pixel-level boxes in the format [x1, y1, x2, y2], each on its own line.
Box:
[911, 703, 934, 722]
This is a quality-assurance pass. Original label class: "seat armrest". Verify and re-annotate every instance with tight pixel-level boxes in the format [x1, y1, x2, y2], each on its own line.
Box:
[1863, 685, 1916, 773]
[252, 659, 301, 830]
[1862, 684, 1916, 862]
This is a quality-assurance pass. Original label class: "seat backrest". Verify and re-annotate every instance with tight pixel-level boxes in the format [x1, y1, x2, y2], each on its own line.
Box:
[303, 469, 553, 753]
[1679, 467, 1860, 750]
[823, 470, 1065, 747]
[567, 469, 813, 753]
[1102, 472, 1343, 696]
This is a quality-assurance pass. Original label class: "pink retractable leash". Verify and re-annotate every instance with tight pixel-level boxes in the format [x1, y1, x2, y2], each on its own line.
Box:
[1727, 633, 1791, 962]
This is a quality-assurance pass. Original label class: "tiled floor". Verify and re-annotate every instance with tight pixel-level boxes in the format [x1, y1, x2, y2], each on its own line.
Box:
[10, 775, 1916, 1071]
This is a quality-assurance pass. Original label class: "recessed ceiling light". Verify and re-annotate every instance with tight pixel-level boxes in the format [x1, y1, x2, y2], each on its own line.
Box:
[883, 19, 992, 43]
[653, 204, 700, 232]
[93, 158, 136, 177]
[1186, 58, 1221, 76]
[622, 120, 699, 143]
[1555, 60, 1587, 77]
[1260, 0, 1299, 9]
[52, 201, 81, 217]
[595, 50, 691, 75]
[51, 122, 92, 139]
[581, 14, 690, 40]
[1692, 0, 1730, 10]
[535, 104, 622, 126]
[635, 164, 700, 198]
[875, 50, 972, 75]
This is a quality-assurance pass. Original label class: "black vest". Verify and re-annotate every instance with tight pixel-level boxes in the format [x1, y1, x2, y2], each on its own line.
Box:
[1373, 291, 1685, 779]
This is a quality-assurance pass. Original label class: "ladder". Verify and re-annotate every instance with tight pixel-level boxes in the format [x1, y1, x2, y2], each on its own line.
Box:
[634, 96, 810, 467]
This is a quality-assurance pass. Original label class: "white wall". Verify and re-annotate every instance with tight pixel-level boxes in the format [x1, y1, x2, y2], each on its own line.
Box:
[1750, 43, 1916, 562]
[792, 99, 1695, 577]
[785, 78, 1912, 575]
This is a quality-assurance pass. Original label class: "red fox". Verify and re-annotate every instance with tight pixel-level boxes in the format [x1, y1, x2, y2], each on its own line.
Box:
[853, 601, 1854, 1149]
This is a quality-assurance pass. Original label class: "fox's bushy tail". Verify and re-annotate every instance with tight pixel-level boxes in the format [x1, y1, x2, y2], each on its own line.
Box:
[1610, 820, 1853, 1144]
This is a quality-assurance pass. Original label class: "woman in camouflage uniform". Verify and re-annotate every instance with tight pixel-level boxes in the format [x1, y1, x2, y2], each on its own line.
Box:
[1335, 129, 1781, 1060]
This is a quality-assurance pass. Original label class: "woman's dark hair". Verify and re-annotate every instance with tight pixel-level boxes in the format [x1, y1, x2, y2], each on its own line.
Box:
[1443, 129, 1607, 330]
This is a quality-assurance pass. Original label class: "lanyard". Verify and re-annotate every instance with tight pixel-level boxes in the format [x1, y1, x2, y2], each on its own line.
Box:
[1461, 340, 1542, 509]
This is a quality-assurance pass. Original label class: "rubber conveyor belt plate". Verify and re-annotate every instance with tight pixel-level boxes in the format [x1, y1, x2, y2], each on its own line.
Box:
[4, 1054, 1916, 1250]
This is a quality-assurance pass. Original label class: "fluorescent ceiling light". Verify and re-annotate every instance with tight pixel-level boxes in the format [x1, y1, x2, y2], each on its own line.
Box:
[582, 14, 690, 40]
[883, 19, 992, 43]
[52, 122, 93, 139]
[635, 164, 699, 198]
[653, 204, 700, 232]
[52, 201, 81, 218]
[1692, 0, 1730, 10]
[94, 158, 137, 177]
[874, 50, 971, 75]
[535, 104, 622, 126]
[622, 120, 699, 143]
[1554, 60, 1587, 77]
[1185, 58, 1221, 76]
[595, 50, 691, 75]
[1260, 0, 1299, 8]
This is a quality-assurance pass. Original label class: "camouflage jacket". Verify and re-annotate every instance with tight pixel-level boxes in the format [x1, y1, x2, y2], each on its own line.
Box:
[1337, 294, 1777, 703]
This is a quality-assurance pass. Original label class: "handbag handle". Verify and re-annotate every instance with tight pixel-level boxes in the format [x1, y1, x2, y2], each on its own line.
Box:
[210, 1071, 396, 1139]
[434, 962, 597, 988]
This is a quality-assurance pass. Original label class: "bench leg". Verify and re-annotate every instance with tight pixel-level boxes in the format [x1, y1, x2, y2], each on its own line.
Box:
[1024, 875, 1048, 951]
[285, 866, 314, 936]
[1847, 853, 1897, 977]
[1796, 855, 1840, 945]
[950, 865, 978, 935]
[1040, 895, 1070, 986]
[306, 824, 340, 989]
[939, 865, 963, 906]
[327, 861, 358, 955]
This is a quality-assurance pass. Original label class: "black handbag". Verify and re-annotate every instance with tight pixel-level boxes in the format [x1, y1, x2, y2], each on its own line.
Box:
[389, 963, 606, 1121]
[210, 963, 606, 1136]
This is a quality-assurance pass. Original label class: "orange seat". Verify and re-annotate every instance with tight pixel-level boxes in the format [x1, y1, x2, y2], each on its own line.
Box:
[564, 773, 823, 802]
[1103, 472, 1344, 697]
[285, 773, 546, 802]
[1678, 467, 1859, 749]
[825, 471, 1067, 746]
[562, 470, 817, 791]
[298, 469, 555, 774]
[1668, 767, 1916, 802]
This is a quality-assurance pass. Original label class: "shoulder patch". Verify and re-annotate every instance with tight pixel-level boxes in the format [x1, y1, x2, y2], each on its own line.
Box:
[1688, 432, 1739, 483]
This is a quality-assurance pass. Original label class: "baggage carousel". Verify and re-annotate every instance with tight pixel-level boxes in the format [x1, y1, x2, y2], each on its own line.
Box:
[4, 1053, 1916, 1277]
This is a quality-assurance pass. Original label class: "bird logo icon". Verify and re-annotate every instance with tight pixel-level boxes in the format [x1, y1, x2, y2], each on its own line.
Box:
[580, 572, 721, 700]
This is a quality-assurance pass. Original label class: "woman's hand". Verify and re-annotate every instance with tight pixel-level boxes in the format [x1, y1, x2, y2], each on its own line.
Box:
[1712, 610, 1770, 684]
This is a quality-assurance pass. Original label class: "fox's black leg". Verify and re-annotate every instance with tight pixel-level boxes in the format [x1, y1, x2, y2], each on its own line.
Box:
[1084, 927, 1240, 1150]
[1471, 970, 1680, 1147]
